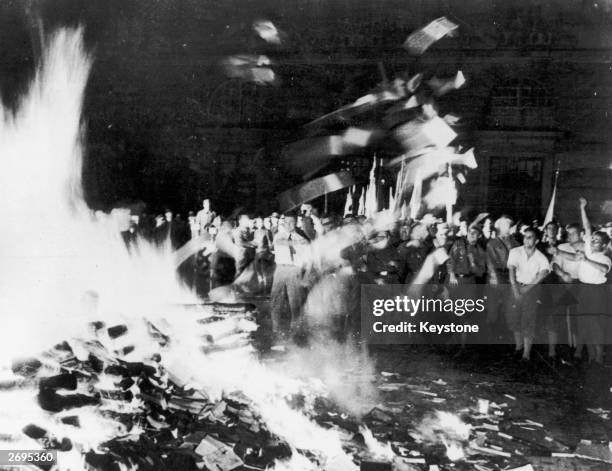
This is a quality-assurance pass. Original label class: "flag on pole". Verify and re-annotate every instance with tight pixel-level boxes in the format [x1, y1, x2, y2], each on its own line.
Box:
[409, 169, 422, 220]
[542, 185, 557, 227]
[364, 156, 378, 218]
[543, 164, 560, 227]
[344, 186, 354, 216]
[400, 201, 408, 220]
[393, 159, 408, 212]
[358, 187, 366, 216]
[446, 164, 453, 225]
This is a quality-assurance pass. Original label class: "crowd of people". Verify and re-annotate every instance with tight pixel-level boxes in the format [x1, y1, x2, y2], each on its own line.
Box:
[122, 196, 612, 367]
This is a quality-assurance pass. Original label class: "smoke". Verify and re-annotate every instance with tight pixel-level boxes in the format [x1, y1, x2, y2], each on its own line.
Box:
[276, 340, 378, 417]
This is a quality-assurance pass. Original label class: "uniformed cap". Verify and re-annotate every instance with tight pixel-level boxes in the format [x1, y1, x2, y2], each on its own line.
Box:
[494, 215, 513, 230]
[421, 213, 440, 225]
[468, 223, 483, 234]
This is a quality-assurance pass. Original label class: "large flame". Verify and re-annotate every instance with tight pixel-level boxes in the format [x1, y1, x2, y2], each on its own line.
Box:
[0, 27, 363, 470]
[0, 29, 194, 365]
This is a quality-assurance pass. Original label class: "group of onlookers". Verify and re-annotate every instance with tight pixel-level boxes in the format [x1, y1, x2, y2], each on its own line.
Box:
[122, 197, 612, 367]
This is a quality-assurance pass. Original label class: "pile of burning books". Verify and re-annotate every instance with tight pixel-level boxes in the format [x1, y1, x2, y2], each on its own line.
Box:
[4, 303, 296, 471]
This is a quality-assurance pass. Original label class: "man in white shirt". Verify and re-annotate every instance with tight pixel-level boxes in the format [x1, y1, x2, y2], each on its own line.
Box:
[195, 199, 214, 235]
[270, 214, 311, 335]
[553, 223, 584, 281]
[188, 211, 200, 240]
[507, 227, 550, 360]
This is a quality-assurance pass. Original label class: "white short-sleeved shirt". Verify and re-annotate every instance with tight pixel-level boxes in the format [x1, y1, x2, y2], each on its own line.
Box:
[273, 230, 310, 266]
[555, 242, 583, 280]
[507, 246, 550, 284]
[578, 243, 611, 284]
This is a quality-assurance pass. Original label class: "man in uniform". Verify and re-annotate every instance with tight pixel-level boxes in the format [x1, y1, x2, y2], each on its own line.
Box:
[397, 222, 430, 284]
[365, 230, 402, 285]
[447, 224, 487, 348]
[486, 216, 520, 342]
[448, 224, 487, 284]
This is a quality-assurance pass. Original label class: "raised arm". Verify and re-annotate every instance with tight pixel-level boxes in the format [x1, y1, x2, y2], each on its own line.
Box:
[579, 197, 592, 239]
[576, 250, 610, 274]
[554, 247, 578, 261]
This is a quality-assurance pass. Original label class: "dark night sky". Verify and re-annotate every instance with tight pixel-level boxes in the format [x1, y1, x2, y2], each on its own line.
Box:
[0, 0, 417, 213]
[1, 0, 611, 215]
[0, 0, 291, 212]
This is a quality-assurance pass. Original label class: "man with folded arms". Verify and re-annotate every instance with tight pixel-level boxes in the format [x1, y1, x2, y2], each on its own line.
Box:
[507, 227, 550, 361]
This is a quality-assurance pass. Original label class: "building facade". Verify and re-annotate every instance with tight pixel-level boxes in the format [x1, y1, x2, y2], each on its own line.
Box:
[4, 0, 609, 219]
[195, 0, 612, 221]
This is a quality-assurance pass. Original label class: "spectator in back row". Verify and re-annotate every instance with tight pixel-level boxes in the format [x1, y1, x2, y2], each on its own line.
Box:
[196, 199, 215, 235]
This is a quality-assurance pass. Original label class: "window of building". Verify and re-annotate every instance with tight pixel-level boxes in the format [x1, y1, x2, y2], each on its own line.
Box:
[489, 156, 542, 185]
[491, 80, 552, 108]
[488, 79, 554, 128]
[488, 155, 544, 218]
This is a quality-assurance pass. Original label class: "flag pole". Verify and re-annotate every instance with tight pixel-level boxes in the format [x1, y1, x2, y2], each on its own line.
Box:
[542, 160, 561, 228]
[446, 163, 453, 226]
